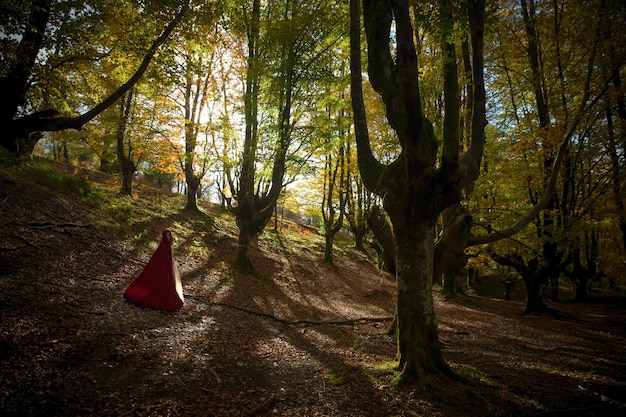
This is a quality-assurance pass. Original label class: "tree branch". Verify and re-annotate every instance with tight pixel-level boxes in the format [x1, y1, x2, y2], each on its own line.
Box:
[349, 0, 385, 195]
[13, 2, 190, 135]
[468, 0, 608, 246]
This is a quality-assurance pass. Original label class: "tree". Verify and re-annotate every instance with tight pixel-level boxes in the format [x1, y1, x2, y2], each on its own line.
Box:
[321, 138, 348, 264]
[602, 0, 626, 262]
[229, 0, 344, 270]
[116, 89, 137, 195]
[314, 52, 352, 263]
[344, 141, 375, 253]
[473, 0, 618, 309]
[0, 0, 189, 157]
[180, 43, 215, 211]
[349, 0, 487, 383]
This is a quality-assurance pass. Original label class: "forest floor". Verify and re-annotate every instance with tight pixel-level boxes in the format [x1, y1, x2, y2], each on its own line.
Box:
[1, 158, 626, 417]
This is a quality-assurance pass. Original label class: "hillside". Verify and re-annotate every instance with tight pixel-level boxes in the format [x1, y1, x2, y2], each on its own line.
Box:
[1, 158, 625, 417]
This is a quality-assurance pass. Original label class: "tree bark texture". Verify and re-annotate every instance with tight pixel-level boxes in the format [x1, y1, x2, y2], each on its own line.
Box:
[394, 219, 452, 380]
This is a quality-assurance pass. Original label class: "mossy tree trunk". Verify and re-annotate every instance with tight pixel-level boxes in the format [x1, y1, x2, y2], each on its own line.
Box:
[350, 0, 487, 383]
[393, 213, 453, 380]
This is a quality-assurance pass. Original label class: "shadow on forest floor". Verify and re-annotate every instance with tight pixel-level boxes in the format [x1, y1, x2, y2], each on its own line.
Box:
[1, 161, 625, 416]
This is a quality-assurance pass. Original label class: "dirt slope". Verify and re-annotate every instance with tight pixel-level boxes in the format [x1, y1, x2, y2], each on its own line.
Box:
[1, 161, 625, 417]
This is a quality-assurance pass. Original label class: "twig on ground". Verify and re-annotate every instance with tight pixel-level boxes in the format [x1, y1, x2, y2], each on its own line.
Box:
[15, 234, 41, 249]
[246, 394, 277, 416]
[20, 221, 92, 229]
[209, 367, 222, 384]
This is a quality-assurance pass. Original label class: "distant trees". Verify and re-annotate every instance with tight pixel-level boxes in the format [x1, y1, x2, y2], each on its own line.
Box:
[3, 0, 624, 343]
[171, 7, 222, 211]
[321, 133, 348, 264]
[471, 0, 625, 310]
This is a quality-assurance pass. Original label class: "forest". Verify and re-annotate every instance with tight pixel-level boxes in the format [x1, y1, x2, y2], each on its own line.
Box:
[1, 0, 625, 416]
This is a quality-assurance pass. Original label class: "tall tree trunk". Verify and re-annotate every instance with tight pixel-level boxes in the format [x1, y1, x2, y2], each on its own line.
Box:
[345, 144, 371, 253]
[237, 217, 255, 269]
[606, 102, 626, 253]
[322, 143, 347, 264]
[324, 233, 334, 264]
[119, 158, 135, 196]
[182, 47, 213, 212]
[523, 263, 548, 314]
[438, 0, 468, 297]
[350, 0, 486, 383]
[234, 0, 292, 270]
[394, 221, 451, 380]
[235, 0, 261, 270]
[571, 244, 589, 302]
[438, 204, 472, 297]
[185, 174, 200, 211]
[116, 90, 136, 196]
[521, 0, 567, 302]
[350, 0, 484, 382]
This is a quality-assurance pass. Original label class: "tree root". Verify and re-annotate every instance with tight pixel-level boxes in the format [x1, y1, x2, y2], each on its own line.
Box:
[204, 299, 394, 326]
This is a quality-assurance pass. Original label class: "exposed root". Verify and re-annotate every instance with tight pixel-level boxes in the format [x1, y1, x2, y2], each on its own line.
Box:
[209, 299, 394, 326]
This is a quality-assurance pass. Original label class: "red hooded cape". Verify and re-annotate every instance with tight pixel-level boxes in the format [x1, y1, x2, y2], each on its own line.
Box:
[123, 230, 184, 312]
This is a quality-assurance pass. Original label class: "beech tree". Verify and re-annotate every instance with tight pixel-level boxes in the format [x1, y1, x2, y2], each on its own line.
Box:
[321, 137, 348, 264]
[315, 51, 352, 264]
[350, 0, 487, 382]
[178, 41, 216, 211]
[115, 89, 137, 195]
[228, 0, 343, 270]
[344, 141, 375, 253]
[0, 0, 188, 157]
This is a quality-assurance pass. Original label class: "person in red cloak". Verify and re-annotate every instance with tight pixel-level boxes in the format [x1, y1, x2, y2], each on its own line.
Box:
[123, 229, 184, 312]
